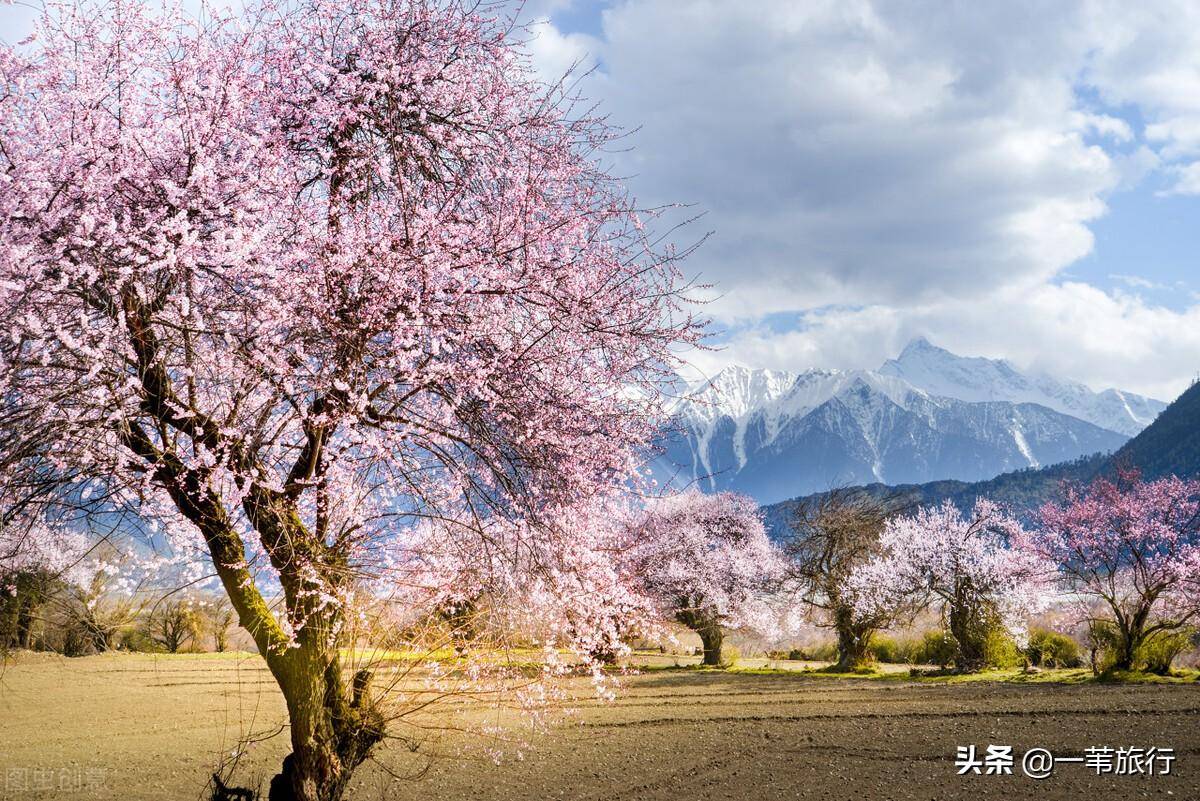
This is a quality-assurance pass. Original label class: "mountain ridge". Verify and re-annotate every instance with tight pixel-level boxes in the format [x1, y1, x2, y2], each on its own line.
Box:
[759, 377, 1200, 536]
[657, 339, 1165, 504]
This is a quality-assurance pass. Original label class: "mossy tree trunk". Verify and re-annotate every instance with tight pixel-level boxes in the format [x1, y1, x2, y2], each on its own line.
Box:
[697, 622, 723, 666]
[947, 580, 987, 673]
[676, 602, 724, 666]
[266, 649, 384, 801]
[1111, 600, 1155, 672]
[118, 421, 386, 801]
[832, 603, 873, 671]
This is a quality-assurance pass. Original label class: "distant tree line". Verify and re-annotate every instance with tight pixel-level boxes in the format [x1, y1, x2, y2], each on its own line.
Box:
[2, 572, 242, 656]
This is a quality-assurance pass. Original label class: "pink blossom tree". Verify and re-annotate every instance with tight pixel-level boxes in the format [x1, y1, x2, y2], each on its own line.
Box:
[851, 500, 1049, 672]
[1030, 471, 1200, 672]
[0, 1, 701, 797]
[622, 490, 783, 666]
[375, 497, 654, 667]
[1, 511, 92, 650]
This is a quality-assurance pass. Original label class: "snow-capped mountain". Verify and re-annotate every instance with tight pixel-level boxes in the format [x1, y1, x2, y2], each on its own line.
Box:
[879, 337, 1164, 437]
[657, 340, 1165, 504]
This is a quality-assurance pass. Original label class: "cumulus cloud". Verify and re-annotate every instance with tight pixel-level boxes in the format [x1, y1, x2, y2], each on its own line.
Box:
[1160, 161, 1200, 196]
[522, 16, 601, 85]
[522, 0, 1200, 399]
[588, 0, 1123, 317]
[681, 283, 1200, 401]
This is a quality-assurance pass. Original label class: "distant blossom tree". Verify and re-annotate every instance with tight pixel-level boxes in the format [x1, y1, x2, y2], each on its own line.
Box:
[1, 516, 92, 651]
[851, 500, 1050, 672]
[623, 490, 784, 666]
[0, 0, 701, 798]
[780, 489, 916, 671]
[378, 500, 652, 667]
[60, 565, 145, 654]
[1029, 471, 1200, 672]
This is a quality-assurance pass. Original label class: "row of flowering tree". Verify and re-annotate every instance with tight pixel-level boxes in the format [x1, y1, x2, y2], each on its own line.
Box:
[788, 471, 1200, 674]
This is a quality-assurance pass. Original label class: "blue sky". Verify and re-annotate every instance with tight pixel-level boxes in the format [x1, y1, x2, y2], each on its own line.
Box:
[4, 1, 1199, 399]
[1077, 186, 1200, 309]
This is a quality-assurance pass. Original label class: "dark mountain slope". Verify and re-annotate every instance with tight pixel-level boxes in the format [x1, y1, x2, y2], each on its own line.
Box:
[1108, 379, 1200, 481]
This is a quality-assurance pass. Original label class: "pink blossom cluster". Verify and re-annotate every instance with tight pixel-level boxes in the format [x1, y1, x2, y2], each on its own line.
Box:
[849, 500, 1051, 646]
[0, 513, 93, 594]
[0, 0, 701, 654]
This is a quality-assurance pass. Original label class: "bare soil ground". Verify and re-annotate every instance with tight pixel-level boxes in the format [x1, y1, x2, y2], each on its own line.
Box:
[1, 652, 1198, 801]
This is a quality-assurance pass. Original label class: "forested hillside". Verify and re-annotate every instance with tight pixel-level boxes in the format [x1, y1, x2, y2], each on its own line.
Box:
[1109, 379, 1200, 481]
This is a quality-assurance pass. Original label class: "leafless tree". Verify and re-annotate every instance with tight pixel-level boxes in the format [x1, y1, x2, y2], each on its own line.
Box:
[780, 489, 919, 670]
[60, 572, 144, 654]
[199, 595, 239, 653]
[147, 598, 203, 653]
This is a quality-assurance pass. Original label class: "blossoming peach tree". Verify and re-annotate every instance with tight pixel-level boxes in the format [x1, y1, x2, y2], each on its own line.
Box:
[621, 490, 784, 666]
[850, 500, 1050, 672]
[0, 1, 702, 798]
[1030, 471, 1200, 672]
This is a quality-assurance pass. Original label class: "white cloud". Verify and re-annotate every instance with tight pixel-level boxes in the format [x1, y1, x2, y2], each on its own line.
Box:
[522, 0, 1200, 400]
[683, 283, 1200, 401]
[1159, 160, 1200, 196]
[1078, 0, 1200, 186]
[583, 0, 1125, 318]
[524, 17, 601, 86]
[1110, 274, 1169, 291]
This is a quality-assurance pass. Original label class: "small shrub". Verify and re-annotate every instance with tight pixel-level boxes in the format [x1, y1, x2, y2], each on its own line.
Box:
[981, 629, 1022, 669]
[120, 628, 162, 653]
[61, 624, 90, 658]
[779, 643, 838, 662]
[718, 644, 741, 668]
[913, 630, 957, 668]
[1026, 629, 1082, 668]
[868, 634, 899, 664]
[1138, 631, 1193, 676]
[811, 642, 839, 662]
[1086, 621, 1121, 674]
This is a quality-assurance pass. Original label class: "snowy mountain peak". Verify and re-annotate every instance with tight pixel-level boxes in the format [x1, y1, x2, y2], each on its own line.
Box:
[878, 338, 1165, 436]
[897, 335, 938, 358]
[681, 364, 797, 422]
[883, 337, 1025, 395]
[657, 341, 1167, 503]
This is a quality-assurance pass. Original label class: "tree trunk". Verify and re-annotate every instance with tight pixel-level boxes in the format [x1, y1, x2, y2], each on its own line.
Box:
[832, 605, 873, 671]
[676, 604, 724, 667]
[439, 598, 478, 658]
[1112, 627, 1140, 672]
[697, 622, 723, 666]
[1112, 602, 1154, 672]
[267, 649, 384, 801]
[117, 416, 389, 801]
[15, 593, 36, 650]
[948, 605, 986, 673]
